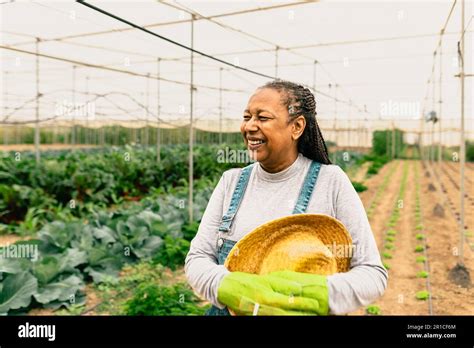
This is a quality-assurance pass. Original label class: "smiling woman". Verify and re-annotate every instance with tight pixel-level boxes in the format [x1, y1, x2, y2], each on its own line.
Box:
[185, 79, 387, 316]
[242, 81, 331, 173]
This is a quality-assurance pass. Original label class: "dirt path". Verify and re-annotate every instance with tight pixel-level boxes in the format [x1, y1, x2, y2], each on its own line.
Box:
[353, 161, 429, 315]
[358, 160, 398, 210]
[431, 162, 474, 249]
[444, 161, 474, 187]
[349, 161, 404, 315]
[350, 160, 474, 315]
[0, 234, 28, 246]
[374, 161, 431, 315]
[352, 162, 370, 183]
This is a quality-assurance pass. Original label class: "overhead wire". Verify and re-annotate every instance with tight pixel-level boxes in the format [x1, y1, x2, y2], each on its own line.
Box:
[76, 0, 276, 80]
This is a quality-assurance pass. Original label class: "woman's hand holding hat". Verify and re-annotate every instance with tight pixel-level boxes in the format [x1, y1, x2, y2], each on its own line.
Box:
[217, 271, 328, 315]
[267, 270, 329, 315]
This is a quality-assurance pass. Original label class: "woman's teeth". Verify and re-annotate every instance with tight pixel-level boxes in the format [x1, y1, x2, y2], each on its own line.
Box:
[248, 140, 264, 145]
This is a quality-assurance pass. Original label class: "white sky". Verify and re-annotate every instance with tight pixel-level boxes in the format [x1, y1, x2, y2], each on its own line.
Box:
[0, 0, 472, 141]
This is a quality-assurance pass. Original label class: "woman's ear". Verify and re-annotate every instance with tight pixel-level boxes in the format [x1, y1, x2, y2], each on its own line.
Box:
[291, 115, 306, 141]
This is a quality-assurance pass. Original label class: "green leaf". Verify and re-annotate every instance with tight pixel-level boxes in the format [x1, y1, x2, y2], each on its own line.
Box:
[59, 248, 88, 272]
[416, 256, 427, 263]
[0, 272, 38, 314]
[92, 226, 117, 245]
[415, 245, 425, 253]
[0, 257, 28, 274]
[133, 236, 163, 259]
[416, 290, 430, 300]
[366, 304, 381, 315]
[387, 229, 397, 236]
[38, 221, 74, 251]
[84, 266, 120, 284]
[34, 275, 84, 304]
[382, 252, 392, 259]
[32, 256, 61, 285]
[416, 271, 429, 278]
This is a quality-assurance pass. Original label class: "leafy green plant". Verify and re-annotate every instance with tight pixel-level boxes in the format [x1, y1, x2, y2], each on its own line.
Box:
[382, 252, 392, 259]
[416, 291, 430, 300]
[417, 271, 429, 278]
[384, 243, 395, 250]
[351, 181, 367, 192]
[387, 229, 397, 236]
[0, 272, 38, 315]
[0, 145, 238, 227]
[416, 234, 425, 240]
[416, 256, 427, 263]
[0, 204, 189, 314]
[415, 245, 425, 253]
[153, 236, 190, 270]
[365, 304, 381, 315]
[383, 262, 391, 270]
[385, 236, 395, 243]
[181, 221, 200, 242]
[124, 282, 208, 316]
[415, 224, 424, 230]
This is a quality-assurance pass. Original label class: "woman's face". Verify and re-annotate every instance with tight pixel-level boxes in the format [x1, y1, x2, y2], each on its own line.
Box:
[241, 88, 305, 172]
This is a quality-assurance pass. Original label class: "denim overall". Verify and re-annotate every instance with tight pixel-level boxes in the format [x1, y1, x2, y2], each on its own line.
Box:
[206, 160, 322, 316]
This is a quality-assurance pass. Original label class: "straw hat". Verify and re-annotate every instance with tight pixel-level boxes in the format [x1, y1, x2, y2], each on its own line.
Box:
[224, 214, 353, 275]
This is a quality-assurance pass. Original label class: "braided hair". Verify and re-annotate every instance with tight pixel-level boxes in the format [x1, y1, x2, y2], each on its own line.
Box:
[260, 79, 332, 164]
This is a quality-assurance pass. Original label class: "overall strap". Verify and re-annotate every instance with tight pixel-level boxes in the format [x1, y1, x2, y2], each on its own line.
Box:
[218, 163, 255, 233]
[292, 161, 322, 214]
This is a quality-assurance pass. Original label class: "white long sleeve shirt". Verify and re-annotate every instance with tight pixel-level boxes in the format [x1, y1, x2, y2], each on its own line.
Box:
[185, 153, 388, 315]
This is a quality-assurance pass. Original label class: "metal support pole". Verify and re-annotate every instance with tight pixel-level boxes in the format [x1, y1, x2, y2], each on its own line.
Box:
[313, 60, 317, 99]
[333, 84, 338, 163]
[459, 0, 466, 264]
[71, 65, 76, 148]
[431, 54, 436, 163]
[219, 67, 223, 145]
[275, 46, 279, 78]
[438, 33, 443, 164]
[3, 72, 8, 145]
[34, 38, 40, 164]
[391, 121, 395, 159]
[156, 58, 161, 162]
[189, 14, 195, 222]
[145, 73, 150, 146]
[85, 75, 90, 145]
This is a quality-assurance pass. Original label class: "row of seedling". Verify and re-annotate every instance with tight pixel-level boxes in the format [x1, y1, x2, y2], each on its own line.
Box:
[366, 161, 400, 219]
[381, 161, 409, 271]
[413, 162, 433, 310]
[365, 161, 409, 316]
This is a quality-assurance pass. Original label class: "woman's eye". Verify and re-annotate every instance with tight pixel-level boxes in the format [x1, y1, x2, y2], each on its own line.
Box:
[243, 115, 251, 120]
[259, 116, 269, 121]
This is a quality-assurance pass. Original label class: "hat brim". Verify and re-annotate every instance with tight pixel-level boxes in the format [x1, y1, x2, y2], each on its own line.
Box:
[224, 214, 353, 275]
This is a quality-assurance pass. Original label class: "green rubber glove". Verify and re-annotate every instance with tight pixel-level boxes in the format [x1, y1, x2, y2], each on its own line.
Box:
[217, 271, 328, 316]
[268, 270, 329, 316]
